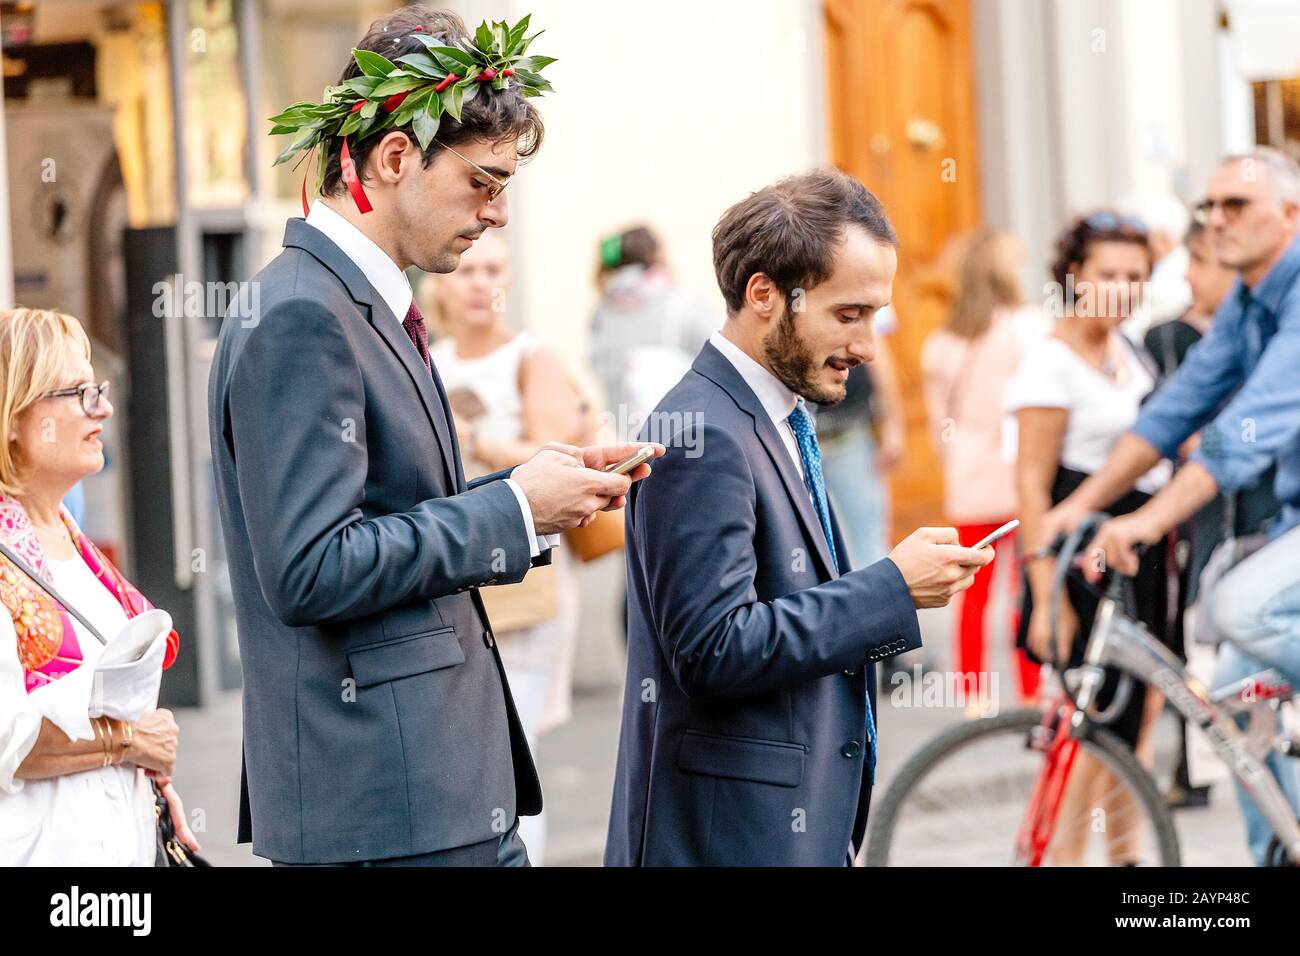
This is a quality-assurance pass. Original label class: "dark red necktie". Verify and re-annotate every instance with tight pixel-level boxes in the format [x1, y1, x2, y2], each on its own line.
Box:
[402, 299, 432, 373]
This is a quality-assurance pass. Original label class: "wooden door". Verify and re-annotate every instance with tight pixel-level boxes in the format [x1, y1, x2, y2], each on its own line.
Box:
[823, 0, 981, 541]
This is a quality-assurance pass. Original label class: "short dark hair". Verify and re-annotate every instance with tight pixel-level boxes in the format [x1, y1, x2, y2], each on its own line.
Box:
[711, 169, 898, 315]
[321, 6, 545, 197]
[1050, 211, 1152, 290]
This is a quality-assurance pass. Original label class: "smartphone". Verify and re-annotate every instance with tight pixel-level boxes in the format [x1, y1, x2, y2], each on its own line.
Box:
[971, 519, 1019, 551]
[609, 444, 657, 476]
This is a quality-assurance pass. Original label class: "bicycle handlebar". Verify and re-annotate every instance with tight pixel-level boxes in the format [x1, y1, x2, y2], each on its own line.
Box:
[1039, 511, 1144, 726]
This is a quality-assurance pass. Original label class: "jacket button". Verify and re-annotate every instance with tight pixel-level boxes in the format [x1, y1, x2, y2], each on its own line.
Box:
[841, 740, 862, 758]
[482, 629, 494, 648]
[843, 667, 859, 676]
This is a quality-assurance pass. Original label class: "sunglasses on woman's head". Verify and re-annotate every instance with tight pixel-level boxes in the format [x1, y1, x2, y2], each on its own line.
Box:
[1084, 212, 1148, 235]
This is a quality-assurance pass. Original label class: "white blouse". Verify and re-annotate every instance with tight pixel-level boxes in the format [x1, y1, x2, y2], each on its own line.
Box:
[0, 555, 158, 866]
[1004, 334, 1172, 495]
[431, 331, 540, 479]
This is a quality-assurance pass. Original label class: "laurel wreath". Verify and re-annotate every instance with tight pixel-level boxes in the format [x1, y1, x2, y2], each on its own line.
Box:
[268, 14, 554, 186]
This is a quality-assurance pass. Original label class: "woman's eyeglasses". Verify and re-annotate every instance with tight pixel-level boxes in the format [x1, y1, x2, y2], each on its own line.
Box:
[42, 381, 110, 415]
[1192, 196, 1252, 225]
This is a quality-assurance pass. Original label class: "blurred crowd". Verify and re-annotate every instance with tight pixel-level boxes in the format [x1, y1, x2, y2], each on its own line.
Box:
[413, 145, 1300, 864]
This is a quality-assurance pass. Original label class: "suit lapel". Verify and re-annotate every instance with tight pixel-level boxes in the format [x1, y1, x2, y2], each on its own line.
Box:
[282, 219, 459, 492]
[429, 358, 469, 492]
[692, 342, 839, 580]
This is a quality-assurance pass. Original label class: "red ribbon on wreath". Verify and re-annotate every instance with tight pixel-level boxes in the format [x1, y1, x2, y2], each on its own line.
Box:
[299, 88, 427, 216]
[339, 137, 373, 214]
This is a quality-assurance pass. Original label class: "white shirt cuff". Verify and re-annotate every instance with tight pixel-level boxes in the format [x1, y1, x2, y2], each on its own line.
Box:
[504, 476, 557, 558]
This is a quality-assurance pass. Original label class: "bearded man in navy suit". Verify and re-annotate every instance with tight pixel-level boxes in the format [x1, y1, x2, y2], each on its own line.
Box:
[606, 170, 994, 866]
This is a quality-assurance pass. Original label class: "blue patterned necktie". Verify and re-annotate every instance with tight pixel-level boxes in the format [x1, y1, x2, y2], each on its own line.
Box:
[786, 401, 877, 784]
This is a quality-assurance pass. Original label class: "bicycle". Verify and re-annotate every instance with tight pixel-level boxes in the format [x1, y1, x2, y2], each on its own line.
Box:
[865, 513, 1300, 866]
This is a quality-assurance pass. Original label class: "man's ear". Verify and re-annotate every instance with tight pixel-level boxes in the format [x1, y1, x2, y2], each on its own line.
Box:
[370, 131, 418, 186]
[744, 272, 783, 324]
[1283, 199, 1300, 230]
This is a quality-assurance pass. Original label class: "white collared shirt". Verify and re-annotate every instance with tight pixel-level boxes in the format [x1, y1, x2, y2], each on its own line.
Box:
[303, 201, 552, 557]
[709, 330, 805, 481]
[306, 200, 413, 323]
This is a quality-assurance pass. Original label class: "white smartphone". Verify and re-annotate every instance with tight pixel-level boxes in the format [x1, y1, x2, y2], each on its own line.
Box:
[608, 444, 657, 476]
[971, 519, 1019, 551]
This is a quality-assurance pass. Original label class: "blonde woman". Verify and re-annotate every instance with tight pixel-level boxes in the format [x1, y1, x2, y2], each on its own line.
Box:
[424, 232, 591, 865]
[921, 230, 1047, 707]
[0, 308, 197, 865]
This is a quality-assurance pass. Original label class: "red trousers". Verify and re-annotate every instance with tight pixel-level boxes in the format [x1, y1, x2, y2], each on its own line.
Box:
[956, 521, 1040, 703]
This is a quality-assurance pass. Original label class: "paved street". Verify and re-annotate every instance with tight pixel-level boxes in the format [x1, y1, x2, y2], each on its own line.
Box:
[172, 555, 1258, 866]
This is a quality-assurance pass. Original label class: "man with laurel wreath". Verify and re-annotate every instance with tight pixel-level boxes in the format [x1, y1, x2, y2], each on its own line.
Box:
[208, 6, 659, 867]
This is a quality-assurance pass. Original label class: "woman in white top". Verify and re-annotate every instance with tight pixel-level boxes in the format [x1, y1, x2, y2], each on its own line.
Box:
[423, 231, 591, 866]
[1006, 213, 1172, 864]
[922, 229, 1050, 710]
[0, 307, 197, 865]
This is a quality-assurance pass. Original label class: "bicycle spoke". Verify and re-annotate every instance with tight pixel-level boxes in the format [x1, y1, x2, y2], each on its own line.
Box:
[874, 714, 1174, 866]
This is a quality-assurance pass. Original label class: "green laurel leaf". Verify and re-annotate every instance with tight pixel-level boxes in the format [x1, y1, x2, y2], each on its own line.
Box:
[352, 48, 397, 77]
[506, 15, 531, 53]
[512, 55, 556, 73]
[338, 110, 364, 137]
[511, 68, 553, 93]
[394, 53, 441, 77]
[343, 75, 384, 98]
[443, 82, 466, 122]
[412, 101, 441, 151]
[273, 130, 318, 166]
[371, 74, 427, 97]
[393, 87, 436, 128]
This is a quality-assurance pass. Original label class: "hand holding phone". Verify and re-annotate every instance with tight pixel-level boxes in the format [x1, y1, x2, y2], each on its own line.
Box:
[971, 519, 1019, 552]
[608, 444, 657, 476]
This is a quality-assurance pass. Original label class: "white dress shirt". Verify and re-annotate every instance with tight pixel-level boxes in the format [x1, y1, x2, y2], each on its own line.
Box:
[304, 201, 552, 557]
[709, 331, 805, 481]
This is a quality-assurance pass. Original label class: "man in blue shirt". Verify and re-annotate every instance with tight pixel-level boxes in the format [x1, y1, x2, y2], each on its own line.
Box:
[1043, 148, 1300, 863]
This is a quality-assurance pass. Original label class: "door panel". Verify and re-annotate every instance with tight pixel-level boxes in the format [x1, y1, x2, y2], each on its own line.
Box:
[823, 0, 980, 540]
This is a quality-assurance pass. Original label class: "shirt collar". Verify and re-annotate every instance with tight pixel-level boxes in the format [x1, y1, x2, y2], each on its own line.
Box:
[304, 200, 413, 322]
[1243, 233, 1300, 317]
[709, 330, 799, 427]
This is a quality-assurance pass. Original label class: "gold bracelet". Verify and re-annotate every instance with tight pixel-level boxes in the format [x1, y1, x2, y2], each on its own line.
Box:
[120, 722, 133, 765]
[93, 716, 110, 767]
[104, 718, 115, 767]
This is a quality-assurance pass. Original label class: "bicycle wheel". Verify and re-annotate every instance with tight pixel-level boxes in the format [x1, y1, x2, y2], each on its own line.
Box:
[865, 708, 1181, 866]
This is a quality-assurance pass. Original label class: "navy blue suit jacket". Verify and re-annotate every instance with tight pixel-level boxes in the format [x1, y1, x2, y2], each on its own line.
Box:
[605, 341, 922, 866]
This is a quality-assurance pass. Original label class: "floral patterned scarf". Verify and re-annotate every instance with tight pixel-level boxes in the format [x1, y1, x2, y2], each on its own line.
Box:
[0, 493, 179, 693]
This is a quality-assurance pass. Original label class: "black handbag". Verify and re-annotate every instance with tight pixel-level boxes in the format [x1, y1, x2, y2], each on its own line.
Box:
[154, 781, 211, 867]
[0, 539, 210, 867]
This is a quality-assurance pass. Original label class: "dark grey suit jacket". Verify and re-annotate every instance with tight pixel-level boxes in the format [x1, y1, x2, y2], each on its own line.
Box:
[605, 342, 922, 866]
[208, 219, 543, 864]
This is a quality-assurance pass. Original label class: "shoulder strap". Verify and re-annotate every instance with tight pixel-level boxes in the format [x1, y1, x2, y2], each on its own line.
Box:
[1117, 328, 1160, 381]
[0, 541, 107, 645]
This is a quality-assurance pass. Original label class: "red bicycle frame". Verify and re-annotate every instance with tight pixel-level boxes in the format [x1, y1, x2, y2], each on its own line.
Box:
[1014, 694, 1081, 866]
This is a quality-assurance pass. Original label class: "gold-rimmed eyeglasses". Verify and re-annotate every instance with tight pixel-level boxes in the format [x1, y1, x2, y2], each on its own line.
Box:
[42, 381, 111, 415]
[436, 140, 512, 203]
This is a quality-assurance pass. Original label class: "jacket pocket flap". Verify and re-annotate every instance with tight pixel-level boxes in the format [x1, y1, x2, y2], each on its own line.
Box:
[677, 731, 805, 787]
[347, 627, 463, 687]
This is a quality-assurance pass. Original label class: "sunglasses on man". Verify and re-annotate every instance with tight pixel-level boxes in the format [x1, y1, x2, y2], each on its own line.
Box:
[1192, 196, 1252, 225]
